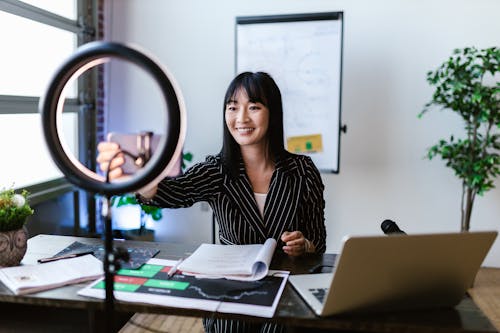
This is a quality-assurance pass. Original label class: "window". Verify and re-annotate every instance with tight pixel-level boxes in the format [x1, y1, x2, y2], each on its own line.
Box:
[0, 10, 76, 97]
[18, 0, 76, 20]
[0, 0, 96, 202]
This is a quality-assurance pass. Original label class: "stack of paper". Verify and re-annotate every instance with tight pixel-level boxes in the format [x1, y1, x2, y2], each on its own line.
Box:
[0, 254, 103, 295]
[178, 238, 277, 281]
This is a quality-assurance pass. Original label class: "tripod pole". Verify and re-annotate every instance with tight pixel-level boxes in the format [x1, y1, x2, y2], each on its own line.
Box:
[102, 195, 115, 332]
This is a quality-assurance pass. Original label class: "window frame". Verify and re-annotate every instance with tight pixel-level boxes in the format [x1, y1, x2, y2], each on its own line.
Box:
[0, 0, 79, 32]
[0, 0, 97, 203]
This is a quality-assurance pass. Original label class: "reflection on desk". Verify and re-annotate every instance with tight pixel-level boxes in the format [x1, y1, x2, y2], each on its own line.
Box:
[468, 268, 500, 331]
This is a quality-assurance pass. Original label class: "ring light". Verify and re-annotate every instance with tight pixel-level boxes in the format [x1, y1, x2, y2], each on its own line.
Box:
[39, 41, 187, 333]
[40, 41, 186, 195]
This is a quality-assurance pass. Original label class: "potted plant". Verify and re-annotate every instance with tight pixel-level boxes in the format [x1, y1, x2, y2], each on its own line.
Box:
[0, 188, 34, 266]
[111, 193, 161, 241]
[111, 151, 193, 241]
[419, 47, 500, 231]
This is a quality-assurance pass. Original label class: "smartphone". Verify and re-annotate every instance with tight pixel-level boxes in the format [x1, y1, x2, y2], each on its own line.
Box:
[107, 132, 161, 175]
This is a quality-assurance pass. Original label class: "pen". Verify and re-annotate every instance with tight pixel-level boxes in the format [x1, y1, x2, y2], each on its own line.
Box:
[37, 251, 95, 264]
[167, 259, 183, 279]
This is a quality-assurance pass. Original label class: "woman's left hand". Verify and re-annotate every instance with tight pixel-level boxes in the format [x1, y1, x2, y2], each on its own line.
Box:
[281, 231, 308, 256]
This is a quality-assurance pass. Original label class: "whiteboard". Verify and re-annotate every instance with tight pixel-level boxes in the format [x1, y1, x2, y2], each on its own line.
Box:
[236, 12, 344, 173]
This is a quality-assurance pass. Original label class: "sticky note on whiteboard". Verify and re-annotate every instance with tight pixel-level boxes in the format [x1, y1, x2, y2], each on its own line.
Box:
[286, 134, 323, 153]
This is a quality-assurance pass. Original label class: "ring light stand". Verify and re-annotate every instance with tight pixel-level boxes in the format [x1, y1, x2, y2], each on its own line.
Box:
[40, 41, 186, 332]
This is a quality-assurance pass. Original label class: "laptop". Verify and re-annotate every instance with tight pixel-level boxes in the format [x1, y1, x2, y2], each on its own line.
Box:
[289, 231, 497, 316]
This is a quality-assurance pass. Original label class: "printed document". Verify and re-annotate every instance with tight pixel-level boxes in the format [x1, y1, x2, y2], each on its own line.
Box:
[178, 238, 277, 281]
[0, 254, 103, 295]
[78, 258, 288, 318]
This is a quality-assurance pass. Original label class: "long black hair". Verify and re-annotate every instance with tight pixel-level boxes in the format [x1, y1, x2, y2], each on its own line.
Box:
[221, 72, 289, 178]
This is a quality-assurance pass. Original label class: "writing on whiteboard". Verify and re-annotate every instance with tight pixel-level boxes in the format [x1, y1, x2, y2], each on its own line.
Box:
[237, 14, 343, 172]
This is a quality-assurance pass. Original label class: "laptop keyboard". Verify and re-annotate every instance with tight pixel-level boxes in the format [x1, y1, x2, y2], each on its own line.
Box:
[309, 288, 328, 303]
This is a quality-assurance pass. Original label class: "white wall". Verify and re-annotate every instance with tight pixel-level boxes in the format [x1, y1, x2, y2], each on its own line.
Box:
[106, 0, 500, 266]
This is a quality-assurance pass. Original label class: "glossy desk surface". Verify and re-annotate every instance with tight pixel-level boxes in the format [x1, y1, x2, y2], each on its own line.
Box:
[0, 234, 497, 333]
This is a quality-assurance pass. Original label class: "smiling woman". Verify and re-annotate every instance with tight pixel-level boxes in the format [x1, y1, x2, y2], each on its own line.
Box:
[225, 89, 270, 150]
[97, 71, 327, 333]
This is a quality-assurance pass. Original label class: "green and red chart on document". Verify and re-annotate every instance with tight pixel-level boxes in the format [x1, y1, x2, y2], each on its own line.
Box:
[78, 241, 289, 318]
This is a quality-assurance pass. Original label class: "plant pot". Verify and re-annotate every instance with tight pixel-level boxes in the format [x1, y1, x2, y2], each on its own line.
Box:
[0, 226, 28, 267]
[123, 228, 155, 242]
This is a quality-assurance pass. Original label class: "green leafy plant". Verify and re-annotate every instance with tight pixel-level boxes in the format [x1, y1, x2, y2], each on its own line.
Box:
[111, 193, 162, 234]
[419, 47, 500, 231]
[182, 151, 193, 170]
[0, 188, 34, 232]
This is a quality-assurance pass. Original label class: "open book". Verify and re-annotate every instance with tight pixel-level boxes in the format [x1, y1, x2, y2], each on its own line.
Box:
[0, 254, 103, 295]
[178, 238, 277, 281]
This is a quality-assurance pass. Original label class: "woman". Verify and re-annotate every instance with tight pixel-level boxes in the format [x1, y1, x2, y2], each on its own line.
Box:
[98, 71, 326, 332]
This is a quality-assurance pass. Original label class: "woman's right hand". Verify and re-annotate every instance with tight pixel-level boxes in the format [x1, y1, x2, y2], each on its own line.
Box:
[96, 141, 159, 198]
[96, 141, 125, 181]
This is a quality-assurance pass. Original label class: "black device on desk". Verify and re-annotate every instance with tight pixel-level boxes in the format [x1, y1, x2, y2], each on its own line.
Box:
[381, 219, 406, 235]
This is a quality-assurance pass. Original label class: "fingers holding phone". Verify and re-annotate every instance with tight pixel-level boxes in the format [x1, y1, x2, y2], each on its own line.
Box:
[96, 141, 125, 181]
[106, 132, 160, 176]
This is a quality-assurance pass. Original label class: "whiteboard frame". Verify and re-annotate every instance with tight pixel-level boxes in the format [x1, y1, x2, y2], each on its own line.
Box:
[235, 12, 344, 173]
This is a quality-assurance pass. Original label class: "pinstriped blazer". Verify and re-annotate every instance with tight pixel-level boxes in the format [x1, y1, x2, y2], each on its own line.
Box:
[147, 153, 327, 253]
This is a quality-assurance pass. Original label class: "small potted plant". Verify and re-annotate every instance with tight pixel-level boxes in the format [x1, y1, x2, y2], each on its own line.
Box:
[0, 188, 34, 266]
[111, 193, 161, 241]
[110, 151, 193, 241]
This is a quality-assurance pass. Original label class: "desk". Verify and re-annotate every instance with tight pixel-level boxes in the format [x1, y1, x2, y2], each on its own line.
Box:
[0, 234, 497, 333]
